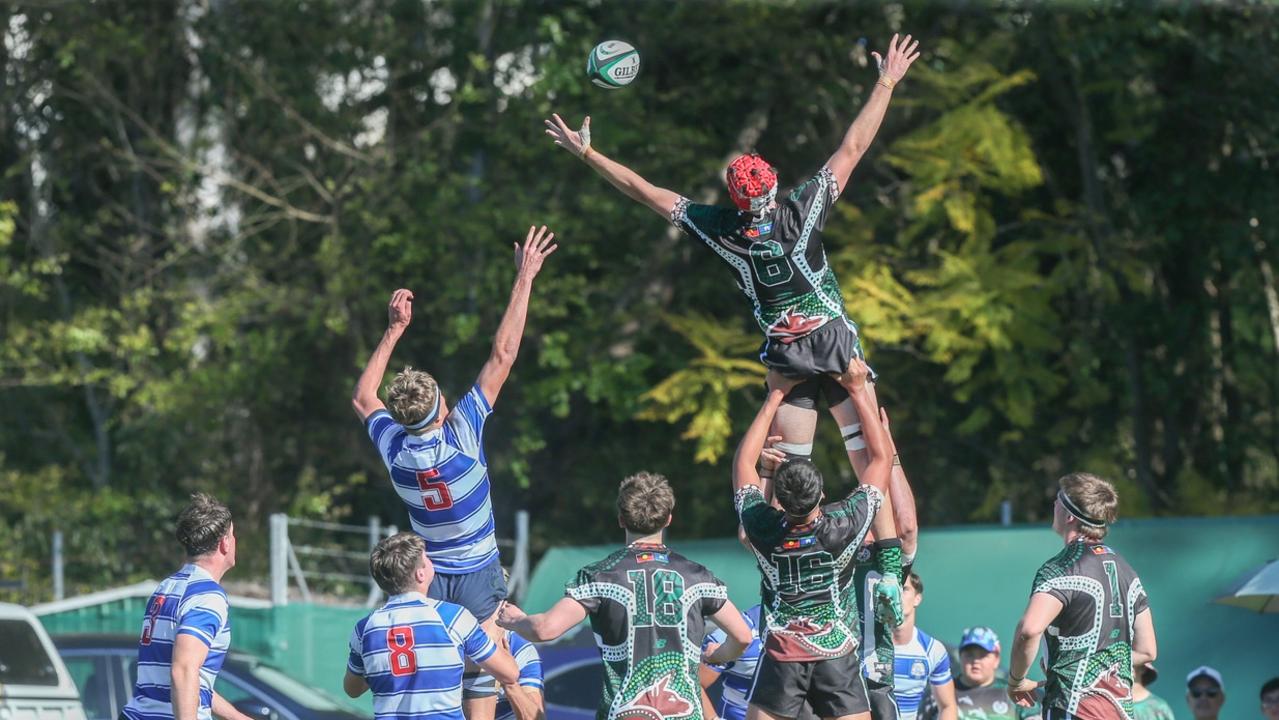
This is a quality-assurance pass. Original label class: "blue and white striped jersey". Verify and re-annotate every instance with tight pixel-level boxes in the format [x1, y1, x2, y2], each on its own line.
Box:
[494, 630, 543, 720]
[348, 592, 498, 720]
[121, 565, 230, 720]
[366, 384, 498, 573]
[892, 627, 953, 720]
[702, 604, 762, 720]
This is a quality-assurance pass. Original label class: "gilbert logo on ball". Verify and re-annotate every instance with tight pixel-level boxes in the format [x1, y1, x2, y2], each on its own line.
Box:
[587, 40, 640, 89]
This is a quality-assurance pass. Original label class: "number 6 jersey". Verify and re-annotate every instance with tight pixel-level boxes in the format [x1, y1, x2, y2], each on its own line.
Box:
[566, 542, 729, 720]
[671, 166, 852, 345]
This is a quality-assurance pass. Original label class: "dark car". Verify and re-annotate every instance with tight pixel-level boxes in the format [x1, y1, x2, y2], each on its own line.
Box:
[53, 635, 369, 720]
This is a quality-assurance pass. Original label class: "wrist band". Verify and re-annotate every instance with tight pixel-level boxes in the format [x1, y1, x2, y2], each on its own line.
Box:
[877, 76, 896, 90]
[580, 144, 595, 161]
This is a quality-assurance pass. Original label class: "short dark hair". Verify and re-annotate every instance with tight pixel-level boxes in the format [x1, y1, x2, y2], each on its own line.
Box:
[907, 571, 923, 594]
[617, 472, 675, 534]
[774, 459, 823, 517]
[1261, 677, 1279, 700]
[370, 533, 426, 595]
[175, 493, 232, 557]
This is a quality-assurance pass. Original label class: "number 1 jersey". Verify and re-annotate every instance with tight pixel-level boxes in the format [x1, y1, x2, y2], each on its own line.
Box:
[566, 543, 729, 720]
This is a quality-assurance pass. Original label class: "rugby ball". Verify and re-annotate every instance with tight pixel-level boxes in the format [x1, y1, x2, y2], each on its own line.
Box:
[587, 40, 640, 89]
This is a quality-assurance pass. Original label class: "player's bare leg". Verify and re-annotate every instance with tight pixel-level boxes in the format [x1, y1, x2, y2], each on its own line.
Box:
[768, 390, 819, 501]
[461, 613, 506, 720]
[747, 704, 797, 720]
[829, 381, 881, 480]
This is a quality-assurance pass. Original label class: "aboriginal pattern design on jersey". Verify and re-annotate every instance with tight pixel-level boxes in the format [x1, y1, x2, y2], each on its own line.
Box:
[566, 544, 728, 720]
[1032, 541, 1149, 720]
[854, 545, 897, 684]
[735, 483, 882, 663]
[672, 167, 852, 342]
[952, 678, 1041, 720]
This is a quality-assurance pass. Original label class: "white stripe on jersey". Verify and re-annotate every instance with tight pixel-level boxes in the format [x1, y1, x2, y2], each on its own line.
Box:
[123, 565, 230, 720]
[892, 627, 953, 720]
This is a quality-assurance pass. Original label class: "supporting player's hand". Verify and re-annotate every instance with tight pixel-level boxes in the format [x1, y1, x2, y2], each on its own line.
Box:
[759, 435, 786, 474]
[874, 574, 905, 628]
[496, 600, 527, 630]
[1007, 677, 1043, 707]
[387, 288, 413, 335]
[836, 357, 871, 393]
[514, 225, 558, 281]
[870, 33, 921, 84]
[765, 369, 801, 397]
[545, 113, 591, 158]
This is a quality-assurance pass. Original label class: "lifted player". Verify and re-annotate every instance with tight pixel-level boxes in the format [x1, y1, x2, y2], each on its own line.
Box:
[545, 35, 920, 470]
[1007, 473, 1158, 720]
[498, 472, 753, 720]
[733, 359, 903, 720]
[351, 225, 557, 720]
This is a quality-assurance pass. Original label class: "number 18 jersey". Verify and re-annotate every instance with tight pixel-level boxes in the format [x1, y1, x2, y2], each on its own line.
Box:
[566, 543, 729, 720]
[672, 167, 850, 344]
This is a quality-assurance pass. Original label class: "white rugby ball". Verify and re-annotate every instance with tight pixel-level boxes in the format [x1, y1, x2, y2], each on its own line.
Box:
[586, 40, 640, 89]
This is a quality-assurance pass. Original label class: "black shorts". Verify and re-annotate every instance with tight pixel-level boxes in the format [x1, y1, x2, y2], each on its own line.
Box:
[760, 319, 876, 410]
[748, 652, 871, 719]
[867, 678, 900, 720]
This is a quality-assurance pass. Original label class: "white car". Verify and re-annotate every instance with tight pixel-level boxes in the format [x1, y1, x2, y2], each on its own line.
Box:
[0, 602, 87, 720]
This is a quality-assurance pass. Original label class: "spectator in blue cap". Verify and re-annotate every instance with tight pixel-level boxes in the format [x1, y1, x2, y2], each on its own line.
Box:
[951, 627, 1039, 720]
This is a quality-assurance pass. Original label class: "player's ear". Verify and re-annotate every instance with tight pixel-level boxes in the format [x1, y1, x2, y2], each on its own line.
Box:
[663, 514, 672, 529]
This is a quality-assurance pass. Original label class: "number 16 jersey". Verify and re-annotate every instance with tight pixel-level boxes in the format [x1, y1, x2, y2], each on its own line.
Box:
[566, 543, 729, 720]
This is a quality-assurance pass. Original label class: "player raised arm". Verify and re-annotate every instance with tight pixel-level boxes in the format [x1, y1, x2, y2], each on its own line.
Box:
[825, 33, 921, 193]
[546, 114, 681, 219]
[351, 288, 413, 421]
[879, 408, 919, 565]
[475, 225, 558, 407]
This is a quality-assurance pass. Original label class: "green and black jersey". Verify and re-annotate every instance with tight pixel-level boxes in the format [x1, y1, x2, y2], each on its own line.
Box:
[735, 483, 883, 663]
[672, 167, 852, 343]
[854, 544, 897, 684]
[948, 677, 1042, 720]
[566, 542, 728, 720]
[1031, 541, 1148, 720]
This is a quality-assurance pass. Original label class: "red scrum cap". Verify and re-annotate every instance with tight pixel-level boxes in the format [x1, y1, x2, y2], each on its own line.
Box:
[726, 153, 778, 213]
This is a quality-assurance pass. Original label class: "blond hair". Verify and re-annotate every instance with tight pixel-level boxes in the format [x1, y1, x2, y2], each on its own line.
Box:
[386, 367, 439, 429]
[617, 472, 675, 535]
[1059, 472, 1119, 540]
[369, 532, 426, 594]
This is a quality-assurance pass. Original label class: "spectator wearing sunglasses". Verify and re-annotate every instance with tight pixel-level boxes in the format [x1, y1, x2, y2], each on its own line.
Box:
[1186, 666, 1226, 720]
[1260, 677, 1279, 720]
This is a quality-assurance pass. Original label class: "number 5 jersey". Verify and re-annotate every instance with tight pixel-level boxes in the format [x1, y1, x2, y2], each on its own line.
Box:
[565, 542, 729, 720]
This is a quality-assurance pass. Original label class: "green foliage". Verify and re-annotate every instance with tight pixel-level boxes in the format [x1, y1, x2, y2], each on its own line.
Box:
[1, 1, 1277, 602]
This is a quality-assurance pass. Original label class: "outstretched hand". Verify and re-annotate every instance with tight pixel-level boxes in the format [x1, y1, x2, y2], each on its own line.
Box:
[514, 225, 558, 280]
[496, 601, 527, 630]
[766, 370, 801, 397]
[387, 288, 413, 335]
[760, 435, 787, 474]
[545, 113, 591, 157]
[836, 357, 872, 393]
[871, 33, 921, 83]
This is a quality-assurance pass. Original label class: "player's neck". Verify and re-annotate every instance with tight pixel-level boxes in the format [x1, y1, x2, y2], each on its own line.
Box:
[189, 555, 229, 584]
[1061, 528, 1090, 545]
[892, 617, 916, 645]
[625, 530, 665, 546]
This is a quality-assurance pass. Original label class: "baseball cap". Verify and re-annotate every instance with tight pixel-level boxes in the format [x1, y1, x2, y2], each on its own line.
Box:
[1186, 665, 1225, 690]
[958, 626, 1001, 653]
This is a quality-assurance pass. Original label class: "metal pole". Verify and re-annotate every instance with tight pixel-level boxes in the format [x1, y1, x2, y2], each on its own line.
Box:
[365, 516, 382, 608]
[52, 530, 64, 602]
[269, 513, 288, 606]
[511, 510, 530, 603]
[1000, 500, 1013, 526]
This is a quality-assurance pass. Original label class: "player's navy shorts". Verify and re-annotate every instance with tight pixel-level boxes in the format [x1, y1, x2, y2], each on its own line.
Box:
[427, 555, 507, 622]
[867, 678, 900, 720]
[760, 318, 876, 410]
[748, 651, 871, 718]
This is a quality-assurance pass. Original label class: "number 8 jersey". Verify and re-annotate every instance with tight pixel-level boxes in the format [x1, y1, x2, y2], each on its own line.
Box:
[347, 592, 496, 720]
[566, 543, 729, 720]
[671, 167, 851, 345]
